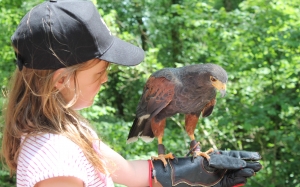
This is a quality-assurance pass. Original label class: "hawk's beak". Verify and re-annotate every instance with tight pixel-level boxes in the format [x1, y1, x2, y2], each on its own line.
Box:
[219, 87, 226, 97]
[212, 79, 226, 97]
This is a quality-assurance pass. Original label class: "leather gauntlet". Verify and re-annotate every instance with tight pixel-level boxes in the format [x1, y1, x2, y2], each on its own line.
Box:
[151, 150, 262, 187]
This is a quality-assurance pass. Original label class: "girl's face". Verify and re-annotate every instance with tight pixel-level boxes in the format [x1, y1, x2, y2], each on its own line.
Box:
[59, 60, 109, 110]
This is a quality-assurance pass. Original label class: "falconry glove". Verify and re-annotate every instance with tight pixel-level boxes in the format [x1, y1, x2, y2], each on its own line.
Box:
[150, 150, 262, 187]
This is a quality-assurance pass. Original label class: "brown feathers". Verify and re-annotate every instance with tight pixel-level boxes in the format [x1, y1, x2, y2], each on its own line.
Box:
[127, 63, 227, 144]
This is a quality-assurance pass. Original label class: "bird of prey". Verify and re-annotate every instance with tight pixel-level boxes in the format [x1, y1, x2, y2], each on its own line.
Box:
[127, 63, 227, 166]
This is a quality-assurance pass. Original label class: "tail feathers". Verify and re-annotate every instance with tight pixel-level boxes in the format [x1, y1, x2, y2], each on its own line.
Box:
[140, 136, 155, 143]
[126, 136, 139, 144]
[127, 135, 154, 144]
[127, 115, 154, 144]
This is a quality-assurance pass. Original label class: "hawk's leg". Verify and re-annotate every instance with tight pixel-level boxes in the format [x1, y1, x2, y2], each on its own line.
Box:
[151, 139, 175, 167]
[151, 118, 175, 167]
[185, 114, 214, 160]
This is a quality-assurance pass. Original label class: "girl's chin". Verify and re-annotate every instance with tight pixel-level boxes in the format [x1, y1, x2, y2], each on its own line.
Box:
[72, 102, 94, 111]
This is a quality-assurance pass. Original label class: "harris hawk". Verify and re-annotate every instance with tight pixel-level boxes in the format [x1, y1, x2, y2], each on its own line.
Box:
[127, 63, 227, 166]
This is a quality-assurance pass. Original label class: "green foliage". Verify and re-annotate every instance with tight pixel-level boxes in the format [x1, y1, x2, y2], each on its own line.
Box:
[0, 0, 299, 186]
[93, 0, 300, 186]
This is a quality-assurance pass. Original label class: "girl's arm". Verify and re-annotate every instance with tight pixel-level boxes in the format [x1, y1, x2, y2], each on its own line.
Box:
[99, 141, 150, 187]
[34, 141, 151, 187]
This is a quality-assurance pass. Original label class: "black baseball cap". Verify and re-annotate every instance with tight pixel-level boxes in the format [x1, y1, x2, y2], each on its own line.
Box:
[11, 0, 145, 70]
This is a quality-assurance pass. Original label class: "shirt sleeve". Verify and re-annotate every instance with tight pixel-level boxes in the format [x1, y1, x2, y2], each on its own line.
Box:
[17, 133, 91, 187]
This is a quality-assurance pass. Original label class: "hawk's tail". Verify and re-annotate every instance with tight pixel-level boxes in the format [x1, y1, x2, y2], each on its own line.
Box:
[127, 116, 155, 144]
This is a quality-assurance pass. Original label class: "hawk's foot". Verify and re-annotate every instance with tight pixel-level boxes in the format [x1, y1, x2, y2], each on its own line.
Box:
[188, 140, 214, 160]
[154, 144, 177, 168]
[151, 153, 175, 167]
[193, 148, 214, 160]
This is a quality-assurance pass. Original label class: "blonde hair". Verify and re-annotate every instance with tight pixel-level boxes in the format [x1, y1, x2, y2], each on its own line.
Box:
[2, 59, 108, 175]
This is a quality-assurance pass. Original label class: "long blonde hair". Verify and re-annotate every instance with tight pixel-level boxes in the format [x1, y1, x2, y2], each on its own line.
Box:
[2, 59, 108, 175]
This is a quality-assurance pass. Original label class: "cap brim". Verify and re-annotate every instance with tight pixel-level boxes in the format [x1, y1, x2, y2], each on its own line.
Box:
[100, 36, 145, 66]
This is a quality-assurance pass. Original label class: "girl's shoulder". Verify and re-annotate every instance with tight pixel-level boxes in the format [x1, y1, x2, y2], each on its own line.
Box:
[19, 133, 83, 163]
[21, 133, 80, 153]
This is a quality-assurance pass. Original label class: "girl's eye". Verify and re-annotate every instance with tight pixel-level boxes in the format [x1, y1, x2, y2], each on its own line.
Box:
[210, 76, 217, 82]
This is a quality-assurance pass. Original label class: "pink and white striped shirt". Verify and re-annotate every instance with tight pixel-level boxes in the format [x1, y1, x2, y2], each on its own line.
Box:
[17, 133, 114, 187]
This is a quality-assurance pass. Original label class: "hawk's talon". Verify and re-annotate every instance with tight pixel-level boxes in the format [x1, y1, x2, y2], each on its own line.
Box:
[191, 156, 195, 163]
[172, 154, 178, 164]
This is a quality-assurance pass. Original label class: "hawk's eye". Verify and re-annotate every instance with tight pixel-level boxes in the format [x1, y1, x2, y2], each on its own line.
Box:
[210, 76, 217, 82]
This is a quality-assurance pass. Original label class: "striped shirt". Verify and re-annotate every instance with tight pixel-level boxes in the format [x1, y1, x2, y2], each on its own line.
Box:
[17, 133, 114, 187]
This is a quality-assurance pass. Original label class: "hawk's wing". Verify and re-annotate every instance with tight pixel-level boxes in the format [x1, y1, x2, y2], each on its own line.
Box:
[201, 98, 216, 117]
[127, 76, 175, 143]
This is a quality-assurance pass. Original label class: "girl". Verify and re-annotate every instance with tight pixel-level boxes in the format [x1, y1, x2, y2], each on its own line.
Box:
[2, 0, 261, 187]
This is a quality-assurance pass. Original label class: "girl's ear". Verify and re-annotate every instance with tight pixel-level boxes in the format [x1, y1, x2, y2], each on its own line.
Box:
[53, 68, 67, 90]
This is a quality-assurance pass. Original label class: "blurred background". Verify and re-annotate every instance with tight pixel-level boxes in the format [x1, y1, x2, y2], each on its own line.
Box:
[0, 0, 299, 186]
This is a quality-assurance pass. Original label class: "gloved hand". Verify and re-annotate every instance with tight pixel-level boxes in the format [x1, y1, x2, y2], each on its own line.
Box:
[151, 150, 262, 187]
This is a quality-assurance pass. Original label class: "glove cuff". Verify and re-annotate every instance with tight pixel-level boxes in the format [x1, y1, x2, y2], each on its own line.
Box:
[151, 157, 227, 187]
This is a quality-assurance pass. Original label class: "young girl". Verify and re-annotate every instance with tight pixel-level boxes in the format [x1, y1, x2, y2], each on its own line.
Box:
[2, 0, 261, 187]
